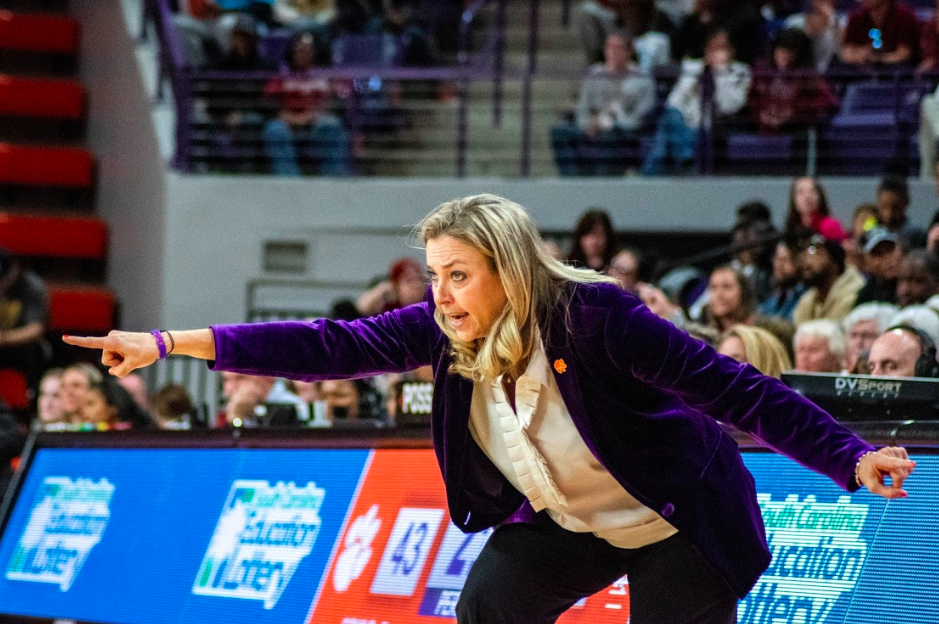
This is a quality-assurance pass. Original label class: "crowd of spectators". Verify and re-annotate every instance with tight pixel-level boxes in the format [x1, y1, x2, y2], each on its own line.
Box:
[556, 0, 939, 177]
[6, 168, 939, 511]
[162, 0, 939, 178]
[629, 171, 939, 380]
[169, 0, 464, 174]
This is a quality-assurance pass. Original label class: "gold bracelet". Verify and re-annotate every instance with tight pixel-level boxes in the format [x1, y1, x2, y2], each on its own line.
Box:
[854, 450, 877, 488]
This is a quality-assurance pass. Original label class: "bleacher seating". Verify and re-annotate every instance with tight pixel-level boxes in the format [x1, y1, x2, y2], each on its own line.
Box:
[725, 134, 797, 176]
[0, 211, 107, 259]
[0, 143, 94, 188]
[0, 369, 28, 410]
[0, 75, 85, 119]
[48, 285, 116, 333]
[0, 1, 117, 380]
[0, 11, 79, 55]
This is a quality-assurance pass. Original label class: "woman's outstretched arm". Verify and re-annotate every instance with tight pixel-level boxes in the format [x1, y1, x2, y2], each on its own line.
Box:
[63, 329, 215, 378]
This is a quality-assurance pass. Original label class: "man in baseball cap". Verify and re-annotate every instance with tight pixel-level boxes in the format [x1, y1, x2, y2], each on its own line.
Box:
[855, 227, 902, 305]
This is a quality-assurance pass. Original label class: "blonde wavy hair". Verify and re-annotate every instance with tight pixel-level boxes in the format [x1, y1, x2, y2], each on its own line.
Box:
[720, 324, 793, 379]
[417, 194, 616, 381]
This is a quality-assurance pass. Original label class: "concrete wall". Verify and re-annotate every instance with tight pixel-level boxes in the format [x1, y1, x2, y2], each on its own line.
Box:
[162, 174, 939, 329]
[74, 0, 167, 331]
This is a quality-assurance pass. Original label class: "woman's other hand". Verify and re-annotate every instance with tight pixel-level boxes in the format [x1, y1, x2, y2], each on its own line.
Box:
[858, 446, 916, 499]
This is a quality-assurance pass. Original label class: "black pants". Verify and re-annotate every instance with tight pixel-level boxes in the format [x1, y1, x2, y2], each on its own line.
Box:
[456, 514, 737, 624]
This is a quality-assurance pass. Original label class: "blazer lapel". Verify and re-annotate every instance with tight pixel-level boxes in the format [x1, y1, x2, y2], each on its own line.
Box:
[544, 313, 598, 457]
[434, 356, 475, 522]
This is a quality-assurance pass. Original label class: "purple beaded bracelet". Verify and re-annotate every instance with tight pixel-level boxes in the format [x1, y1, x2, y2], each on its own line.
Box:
[151, 330, 167, 360]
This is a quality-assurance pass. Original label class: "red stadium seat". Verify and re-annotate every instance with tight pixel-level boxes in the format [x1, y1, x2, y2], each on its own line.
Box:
[0, 369, 28, 409]
[0, 75, 85, 119]
[0, 143, 94, 188]
[0, 11, 79, 55]
[48, 284, 115, 332]
[0, 212, 107, 258]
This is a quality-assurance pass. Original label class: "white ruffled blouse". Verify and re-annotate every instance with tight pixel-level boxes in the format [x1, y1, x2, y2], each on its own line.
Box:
[468, 334, 677, 549]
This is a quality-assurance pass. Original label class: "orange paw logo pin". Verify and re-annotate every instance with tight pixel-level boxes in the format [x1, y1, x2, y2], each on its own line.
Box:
[553, 359, 567, 374]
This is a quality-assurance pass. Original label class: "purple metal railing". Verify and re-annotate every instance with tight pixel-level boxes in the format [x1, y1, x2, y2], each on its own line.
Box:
[147, 0, 196, 171]
[520, 0, 540, 176]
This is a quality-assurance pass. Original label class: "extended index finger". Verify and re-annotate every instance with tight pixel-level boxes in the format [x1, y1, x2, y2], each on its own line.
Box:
[62, 335, 110, 350]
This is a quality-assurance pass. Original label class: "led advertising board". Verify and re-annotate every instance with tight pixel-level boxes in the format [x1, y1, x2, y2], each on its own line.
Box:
[0, 446, 935, 623]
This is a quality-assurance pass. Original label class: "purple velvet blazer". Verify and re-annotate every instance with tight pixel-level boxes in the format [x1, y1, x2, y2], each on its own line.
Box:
[210, 282, 874, 598]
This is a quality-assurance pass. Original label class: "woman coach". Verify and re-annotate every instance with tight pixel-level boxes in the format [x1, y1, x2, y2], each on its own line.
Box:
[65, 194, 914, 624]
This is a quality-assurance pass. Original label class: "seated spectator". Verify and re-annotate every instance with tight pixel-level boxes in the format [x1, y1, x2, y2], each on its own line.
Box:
[642, 28, 751, 175]
[291, 379, 322, 403]
[890, 304, 939, 345]
[784, 0, 843, 71]
[151, 384, 197, 430]
[867, 325, 939, 377]
[784, 177, 846, 244]
[552, 32, 656, 177]
[755, 314, 797, 363]
[329, 297, 363, 321]
[318, 377, 384, 423]
[59, 364, 104, 424]
[199, 14, 273, 173]
[793, 235, 866, 325]
[608, 247, 643, 294]
[839, 0, 920, 67]
[896, 249, 939, 307]
[263, 32, 350, 176]
[671, 0, 762, 64]
[730, 215, 776, 302]
[842, 302, 900, 372]
[173, 0, 225, 69]
[793, 319, 846, 372]
[717, 324, 793, 378]
[575, 0, 675, 68]
[215, 14, 274, 70]
[876, 176, 927, 249]
[748, 28, 838, 136]
[845, 203, 879, 269]
[357, 257, 426, 315]
[77, 379, 152, 430]
[855, 227, 903, 305]
[0, 250, 50, 392]
[35, 368, 65, 431]
[620, 0, 675, 71]
[700, 265, 758, 332]
[78, 379, 128, 429]
[735, 199, 772, 225]
[383, 0, 438, 67]
[220, 371, 308, 426]
[759, 239, 806, 321]
[566, 209, 617, 272]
